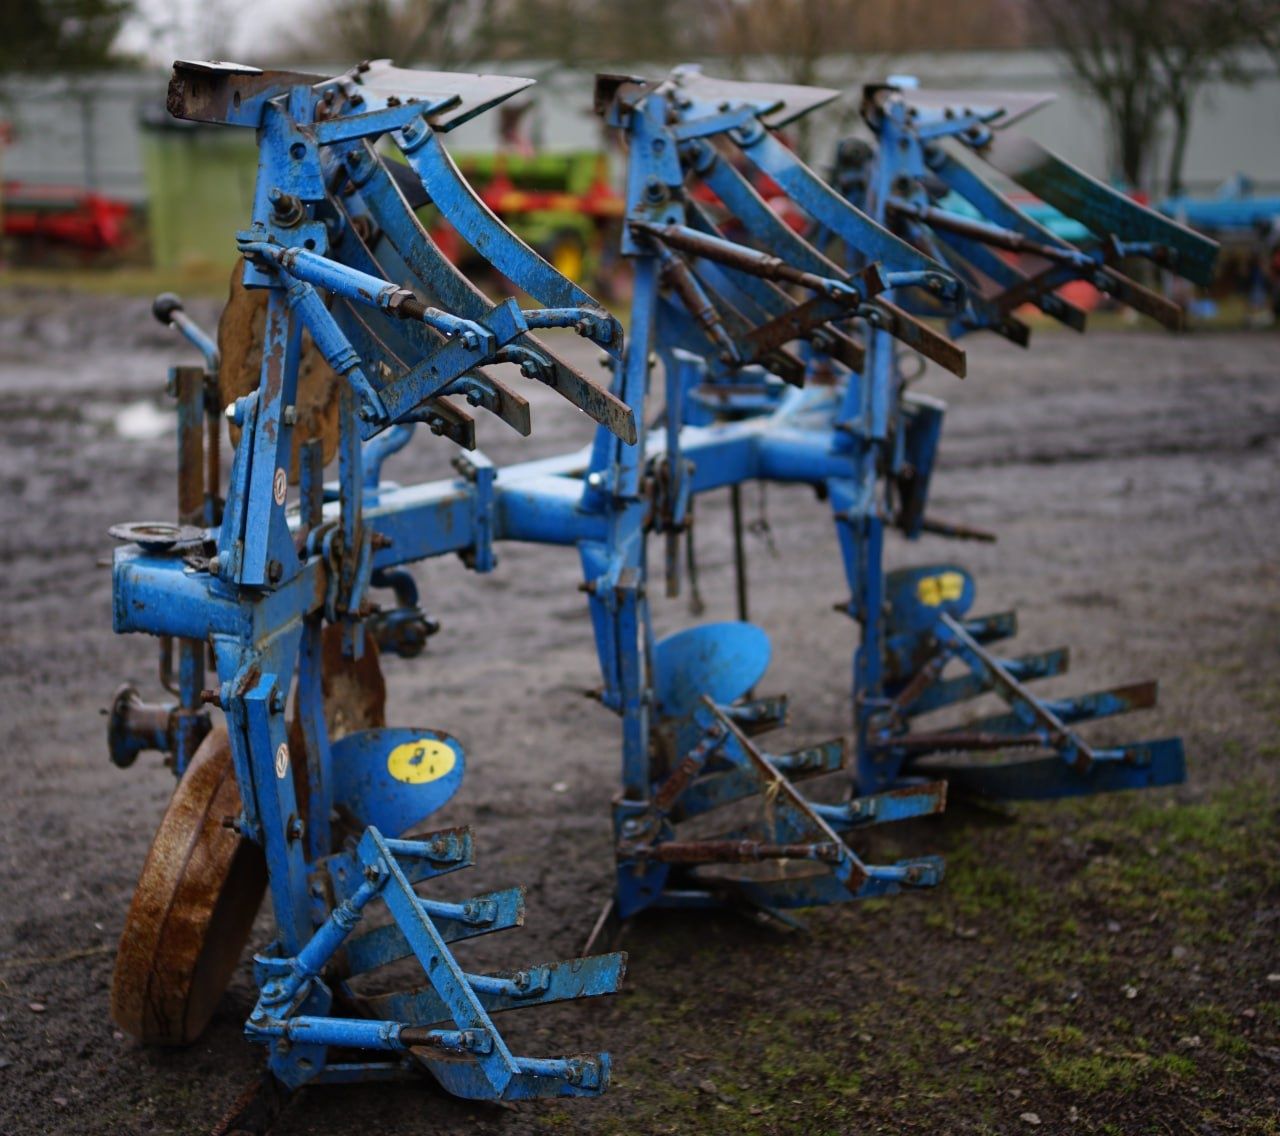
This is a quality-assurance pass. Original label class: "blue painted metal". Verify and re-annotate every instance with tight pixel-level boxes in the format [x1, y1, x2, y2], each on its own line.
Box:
[652, 623, 771, 719]
[107, 59, 629, 1110]
[107, 60, 1219, 1116]
[1159, 180, 1280, 235]
[329, 727, 465, 837]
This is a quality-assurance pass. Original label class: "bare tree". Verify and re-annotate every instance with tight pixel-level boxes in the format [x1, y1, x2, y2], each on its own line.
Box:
[710, 0, 872, 161]
[1036, 0, 1166, 191]
[1148, 0, 1280, 196]
[294, 0, 498, 68]
[0, 0, 135, 73]
[288, 0, 700, 70]
[1037, 0, 1280, 194]
[703, 0, 1030, 162]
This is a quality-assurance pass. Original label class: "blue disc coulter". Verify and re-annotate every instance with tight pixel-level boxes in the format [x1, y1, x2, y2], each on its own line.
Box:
[104, 60, 1217, 1125]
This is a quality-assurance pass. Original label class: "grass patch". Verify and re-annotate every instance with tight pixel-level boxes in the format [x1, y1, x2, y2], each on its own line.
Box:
[1043, 1050, 1195, 1095]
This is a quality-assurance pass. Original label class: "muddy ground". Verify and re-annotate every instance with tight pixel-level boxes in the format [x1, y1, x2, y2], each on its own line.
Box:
[0, 285, 1277, 1136]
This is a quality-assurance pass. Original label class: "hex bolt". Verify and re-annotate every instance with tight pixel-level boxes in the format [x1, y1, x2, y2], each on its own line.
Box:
[282, 404, 297, 426]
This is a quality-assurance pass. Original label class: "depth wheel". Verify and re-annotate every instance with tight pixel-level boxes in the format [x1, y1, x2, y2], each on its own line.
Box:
[111, 726, 267, 1045]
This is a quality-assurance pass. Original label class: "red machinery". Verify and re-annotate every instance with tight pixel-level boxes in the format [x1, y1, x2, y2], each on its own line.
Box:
[3, 181, 132, 252]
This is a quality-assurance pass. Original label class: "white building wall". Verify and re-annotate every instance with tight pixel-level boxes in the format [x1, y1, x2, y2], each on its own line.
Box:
[2, 50, 1277, 201]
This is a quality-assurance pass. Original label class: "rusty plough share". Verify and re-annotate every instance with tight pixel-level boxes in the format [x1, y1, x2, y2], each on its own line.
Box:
[105, 60, 1215, 1124]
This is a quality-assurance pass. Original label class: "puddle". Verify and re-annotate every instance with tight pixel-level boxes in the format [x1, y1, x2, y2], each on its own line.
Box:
[113, 400, 174, 441]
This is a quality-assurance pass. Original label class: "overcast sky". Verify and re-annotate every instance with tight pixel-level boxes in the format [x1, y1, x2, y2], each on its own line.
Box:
[116, 0, 303, 68]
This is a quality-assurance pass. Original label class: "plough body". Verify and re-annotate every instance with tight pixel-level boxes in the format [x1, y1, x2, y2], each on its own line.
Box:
[103, 61, 1215, 1121]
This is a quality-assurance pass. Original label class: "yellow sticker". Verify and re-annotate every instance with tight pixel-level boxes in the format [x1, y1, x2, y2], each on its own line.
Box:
[387, 738, 456, 785]
[916, 571, 966, 607]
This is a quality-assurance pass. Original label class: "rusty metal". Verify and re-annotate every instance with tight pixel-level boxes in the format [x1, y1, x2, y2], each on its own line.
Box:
[217, 266, 342, 476]
[111, 726, 267, 1044]
[654, 242, 740, 363]
[618, 839, 847, 864]
[632, 219, 880, 303]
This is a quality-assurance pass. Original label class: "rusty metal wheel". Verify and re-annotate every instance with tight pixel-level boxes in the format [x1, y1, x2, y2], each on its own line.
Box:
[111, 726, 267, 1045]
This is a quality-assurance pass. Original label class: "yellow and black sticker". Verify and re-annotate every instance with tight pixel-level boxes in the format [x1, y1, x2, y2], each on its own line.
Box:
[387, 737, 457, 784]
[916, 571, 966, 607]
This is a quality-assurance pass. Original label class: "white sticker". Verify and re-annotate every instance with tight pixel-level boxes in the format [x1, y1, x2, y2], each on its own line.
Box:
[274, 742, 289, 779]
[273, 467, 287, 505]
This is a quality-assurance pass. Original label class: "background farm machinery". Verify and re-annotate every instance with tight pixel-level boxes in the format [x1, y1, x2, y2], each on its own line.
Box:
[103, 58, 1216, 1124]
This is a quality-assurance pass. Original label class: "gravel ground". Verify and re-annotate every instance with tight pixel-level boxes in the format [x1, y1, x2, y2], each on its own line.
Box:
[0, 285, 1277, 1135]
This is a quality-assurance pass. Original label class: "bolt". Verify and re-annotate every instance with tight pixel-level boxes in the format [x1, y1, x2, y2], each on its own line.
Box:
[208, 556, 221, 575]
[266, 559, 283, 584]
[644, 177, 667, 203]
[287, 816, 305, 842]
[269, 686, 285, 713]
[282, 404, 297, 425]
